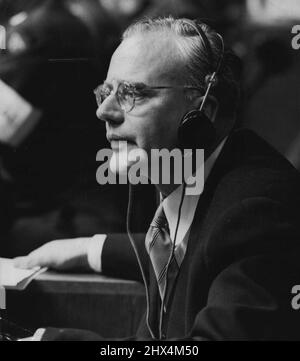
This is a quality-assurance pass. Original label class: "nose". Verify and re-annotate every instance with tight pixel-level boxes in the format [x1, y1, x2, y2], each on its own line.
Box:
[96, 96, 124, 126]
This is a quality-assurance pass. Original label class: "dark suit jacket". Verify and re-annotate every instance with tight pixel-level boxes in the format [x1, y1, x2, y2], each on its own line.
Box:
[42, 129, 300, 340]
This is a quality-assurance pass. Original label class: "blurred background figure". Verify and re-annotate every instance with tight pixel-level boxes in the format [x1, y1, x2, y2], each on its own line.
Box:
[239, 0, 300, 170]
[0, 0, 41, 24]
[0, 0, 132, 256]
[99, 0, 150, 29]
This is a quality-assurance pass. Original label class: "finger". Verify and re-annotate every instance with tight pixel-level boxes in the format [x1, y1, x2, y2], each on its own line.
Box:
[13, 256, 39, 269]
[13, 256, 29, 269]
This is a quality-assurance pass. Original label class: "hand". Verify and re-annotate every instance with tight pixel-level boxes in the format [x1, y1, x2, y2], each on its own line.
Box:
[14, 238, 92, 271]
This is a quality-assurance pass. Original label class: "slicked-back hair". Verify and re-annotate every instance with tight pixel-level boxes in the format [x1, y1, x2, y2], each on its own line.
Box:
[122, 16, 242, 117]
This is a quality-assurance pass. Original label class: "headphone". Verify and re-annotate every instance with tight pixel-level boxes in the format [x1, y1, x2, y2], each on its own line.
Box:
[177, 24, 225, 153]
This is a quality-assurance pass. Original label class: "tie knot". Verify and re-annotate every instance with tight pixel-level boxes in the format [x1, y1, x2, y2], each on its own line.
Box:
[151, 203, 169, 232]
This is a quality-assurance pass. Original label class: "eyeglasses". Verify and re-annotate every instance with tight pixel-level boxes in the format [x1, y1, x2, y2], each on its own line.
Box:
[93, 81, 203, 113]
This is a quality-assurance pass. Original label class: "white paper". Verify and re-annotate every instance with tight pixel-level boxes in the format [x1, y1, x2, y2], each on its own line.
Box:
[0, 257, 46, 289]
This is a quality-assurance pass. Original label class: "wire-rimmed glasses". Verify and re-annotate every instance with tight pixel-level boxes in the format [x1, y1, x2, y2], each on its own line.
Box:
[93, 81, 203, 113]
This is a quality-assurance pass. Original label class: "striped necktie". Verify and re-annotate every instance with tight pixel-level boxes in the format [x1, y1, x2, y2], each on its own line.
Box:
[145, 203, 179, 300]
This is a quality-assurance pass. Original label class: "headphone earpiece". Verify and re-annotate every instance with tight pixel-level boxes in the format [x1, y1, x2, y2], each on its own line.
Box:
[178, 109, 216, 151]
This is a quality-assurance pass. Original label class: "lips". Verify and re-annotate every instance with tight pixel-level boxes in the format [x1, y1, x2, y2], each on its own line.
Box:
[107, 135, 126, 142]
[107, 134, 135, 144]
[107, 135, 136, 152]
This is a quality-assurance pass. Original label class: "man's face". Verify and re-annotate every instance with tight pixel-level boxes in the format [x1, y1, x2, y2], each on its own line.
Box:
[96, 32, 191, 174]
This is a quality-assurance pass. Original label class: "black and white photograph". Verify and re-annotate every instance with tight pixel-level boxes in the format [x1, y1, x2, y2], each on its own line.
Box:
[1, 0, 300, 346]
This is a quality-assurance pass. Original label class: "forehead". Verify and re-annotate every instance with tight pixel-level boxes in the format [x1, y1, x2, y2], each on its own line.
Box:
[106, 32, 186, 85]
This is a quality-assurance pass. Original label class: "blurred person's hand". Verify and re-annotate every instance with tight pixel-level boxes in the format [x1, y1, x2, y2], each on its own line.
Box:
[13, 238, 92, 271]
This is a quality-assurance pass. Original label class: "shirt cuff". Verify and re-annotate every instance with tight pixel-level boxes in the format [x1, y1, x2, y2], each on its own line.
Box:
[32, 328, 46, 341]
[86, 234, 107, 273]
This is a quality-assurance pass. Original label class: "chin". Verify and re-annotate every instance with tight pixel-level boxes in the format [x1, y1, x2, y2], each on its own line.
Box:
[109, 150, 129, 175]
[109, 143, 149, 180]
[108, 141, 137, 175]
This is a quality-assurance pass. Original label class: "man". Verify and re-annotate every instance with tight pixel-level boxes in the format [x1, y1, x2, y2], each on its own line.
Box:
[15, 17, 300, 340]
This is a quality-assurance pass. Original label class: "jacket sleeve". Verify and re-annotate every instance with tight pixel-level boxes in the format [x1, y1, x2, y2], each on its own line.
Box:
[185, 196, 300, 341]
[101, 233, 149, 283]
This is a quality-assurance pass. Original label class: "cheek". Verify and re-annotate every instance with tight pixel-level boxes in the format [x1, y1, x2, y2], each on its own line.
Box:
[133, 120, 158, 150]
[152, 105, 183, 148]
[127, 97, 186, 150]
[136, 115, 179, 151]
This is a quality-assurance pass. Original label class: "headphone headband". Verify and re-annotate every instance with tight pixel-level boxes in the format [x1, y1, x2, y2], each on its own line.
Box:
[191, 22, 225, 113]
[194, 24, 214, 67]
[193, 22, 225, 88]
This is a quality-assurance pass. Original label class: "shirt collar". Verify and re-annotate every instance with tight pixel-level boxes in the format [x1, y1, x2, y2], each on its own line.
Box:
[162, 138, 227, 245]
